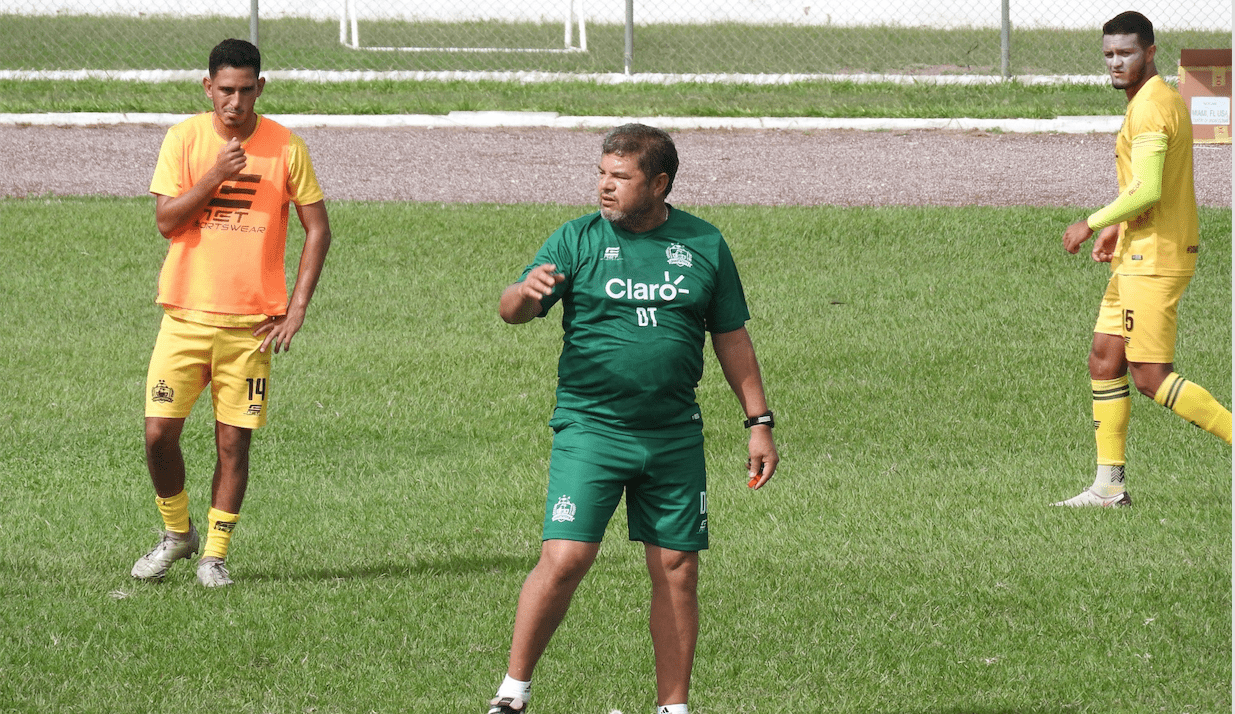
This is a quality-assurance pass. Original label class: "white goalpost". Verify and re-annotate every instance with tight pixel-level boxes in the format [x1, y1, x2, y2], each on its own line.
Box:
[339, 0, 587, 53]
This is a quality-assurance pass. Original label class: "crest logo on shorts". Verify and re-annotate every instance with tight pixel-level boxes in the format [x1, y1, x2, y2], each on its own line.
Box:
[245, 404, 263, 416]
[551, 495, 577, 522]
[666, 243, 692, 268]
[151, 380, 174, 404]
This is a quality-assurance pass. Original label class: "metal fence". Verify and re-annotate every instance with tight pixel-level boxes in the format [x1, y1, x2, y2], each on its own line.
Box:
[0, 0, 1230, 77]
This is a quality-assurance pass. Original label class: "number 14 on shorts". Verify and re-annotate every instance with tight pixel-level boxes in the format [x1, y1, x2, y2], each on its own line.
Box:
[246, 377, 267, 401]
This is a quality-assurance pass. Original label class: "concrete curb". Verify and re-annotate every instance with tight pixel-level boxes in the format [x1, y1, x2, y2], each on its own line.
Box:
[0, 111, 1124, 133]
[0, 70, 1126, 85]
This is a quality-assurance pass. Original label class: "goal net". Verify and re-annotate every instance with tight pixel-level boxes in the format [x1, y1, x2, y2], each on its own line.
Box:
[339, 0, 587, 53]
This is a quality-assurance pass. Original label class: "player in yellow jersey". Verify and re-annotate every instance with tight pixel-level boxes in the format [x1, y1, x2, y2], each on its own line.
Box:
[1056, 11, 1231, 507]
[131, 39, 332, 585]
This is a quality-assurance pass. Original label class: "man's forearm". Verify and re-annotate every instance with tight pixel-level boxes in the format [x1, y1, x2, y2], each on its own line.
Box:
[712, 327, 770, 417]
[499, 282, 542, 324]
[154, 170, 231, 237]
[1087, 132, 1166, 230]
[284, 200, 332, 315]
[287, 230, 331, 315]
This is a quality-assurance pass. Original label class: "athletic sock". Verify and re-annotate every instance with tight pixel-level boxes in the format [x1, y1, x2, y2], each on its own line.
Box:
[1153, 372, 1233, 445]
[1090, 464, 1127, 497]
[155, 489, 191, 534]
[203, 507, 240, 560]
[496, 674, 531, 702]
[1090, 377, 1131, 496]
[657, 705, 688, 714]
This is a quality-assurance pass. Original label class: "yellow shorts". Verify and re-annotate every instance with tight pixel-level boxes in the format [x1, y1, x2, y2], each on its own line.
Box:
[145, 313, 272, 429]
[1093, 273, 1191, 364]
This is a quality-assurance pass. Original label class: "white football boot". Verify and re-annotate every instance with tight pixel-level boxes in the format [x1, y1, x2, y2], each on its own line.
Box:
[196, 557, 234, 588]
[1052, 488, 1132, 507]
[488, 696, 527, 714]
[131, 523, 200, 580]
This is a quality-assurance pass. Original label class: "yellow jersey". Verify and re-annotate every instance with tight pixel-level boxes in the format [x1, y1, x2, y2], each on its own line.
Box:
[1110, 75, 1199, 277]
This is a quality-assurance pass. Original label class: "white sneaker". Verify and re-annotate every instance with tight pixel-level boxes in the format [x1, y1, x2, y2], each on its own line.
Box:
[1051, 488, 1132, 508]
[488, 697, 526, 714]
[131, 524, 199, 580]
[197, 557, 233, 588]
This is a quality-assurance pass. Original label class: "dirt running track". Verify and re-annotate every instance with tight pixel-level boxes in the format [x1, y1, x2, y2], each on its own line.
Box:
[0, 124, 1229, 207]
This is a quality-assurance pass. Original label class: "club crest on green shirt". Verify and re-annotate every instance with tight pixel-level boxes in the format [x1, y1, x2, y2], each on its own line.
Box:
[666, 243, 693, 268]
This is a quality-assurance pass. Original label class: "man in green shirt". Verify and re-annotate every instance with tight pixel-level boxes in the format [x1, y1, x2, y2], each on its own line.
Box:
[488, 124, 779, 714]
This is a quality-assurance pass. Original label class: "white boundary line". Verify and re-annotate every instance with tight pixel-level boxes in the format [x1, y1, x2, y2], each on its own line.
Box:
[0, 69, 1128, 133]
[0, 69, 1128, 85]
[0, 111, 1125, 133]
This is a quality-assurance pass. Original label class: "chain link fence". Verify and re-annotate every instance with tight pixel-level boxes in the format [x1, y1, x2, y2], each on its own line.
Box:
[1, 0, 1229, 76]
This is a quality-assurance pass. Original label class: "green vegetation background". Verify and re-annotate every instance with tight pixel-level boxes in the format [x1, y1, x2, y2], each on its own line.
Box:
[0, 18, 1228, 117]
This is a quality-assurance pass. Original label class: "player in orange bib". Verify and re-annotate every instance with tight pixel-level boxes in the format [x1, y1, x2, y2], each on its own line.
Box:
[131, 39, 332, 586]
[1057, 12, 1231, 508]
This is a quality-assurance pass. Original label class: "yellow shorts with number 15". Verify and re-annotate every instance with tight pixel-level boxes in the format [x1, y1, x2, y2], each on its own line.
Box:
[145, 313, 272, 429]
[1093, 273, 1191, 364]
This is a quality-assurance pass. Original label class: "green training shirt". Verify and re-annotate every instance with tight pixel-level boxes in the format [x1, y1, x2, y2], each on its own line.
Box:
[521, 206, 751, 436]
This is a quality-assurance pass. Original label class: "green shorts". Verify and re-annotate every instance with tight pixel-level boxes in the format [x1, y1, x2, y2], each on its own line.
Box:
[541, 420, 708, 552]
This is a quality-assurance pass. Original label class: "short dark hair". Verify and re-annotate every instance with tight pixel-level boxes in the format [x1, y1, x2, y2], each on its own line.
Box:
[602, 123, 679, 197]
[209, 38, 261, 77]
[1103, 11, 1154, 48]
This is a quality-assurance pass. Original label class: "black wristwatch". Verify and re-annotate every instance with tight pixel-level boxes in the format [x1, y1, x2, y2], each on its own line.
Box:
[743, 410, 775, 429]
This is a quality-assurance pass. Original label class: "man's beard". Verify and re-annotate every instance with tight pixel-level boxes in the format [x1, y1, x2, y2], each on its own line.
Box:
[1110, 62, 1144, 89]
[600, 198, 655, 231]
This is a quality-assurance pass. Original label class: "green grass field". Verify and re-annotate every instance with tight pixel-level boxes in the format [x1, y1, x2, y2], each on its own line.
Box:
[0, 198, 1229, 713]
[0, 76, 1135, 119]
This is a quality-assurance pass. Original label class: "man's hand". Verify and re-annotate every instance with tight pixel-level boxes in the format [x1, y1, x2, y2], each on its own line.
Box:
[499, 263, 564, 324]
[1062, 219, 1094, 254]
[519, 263, 564, 301]
[746, 426, 779, 490]
[1091, 224, 1120, 263]
[254, 307, 305, 354]
[211, 137, 247, 182]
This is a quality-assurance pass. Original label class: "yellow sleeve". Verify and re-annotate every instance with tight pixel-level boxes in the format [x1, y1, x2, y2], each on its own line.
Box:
[286, 133, 325, 206]
[148, 127, 185, 198]
[1086, 133, 1166, 230]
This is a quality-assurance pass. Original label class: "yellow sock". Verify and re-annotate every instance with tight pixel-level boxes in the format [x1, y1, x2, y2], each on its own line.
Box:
[1092, 376, 1131, 466]
[203, 507, 240, 560]
[1154, 372, 1233, 445]
[155, 489, 191, 534]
